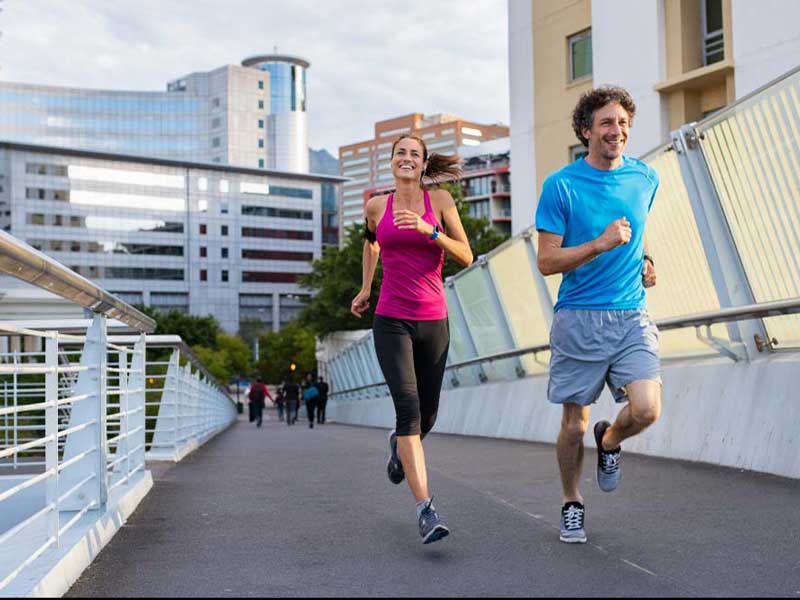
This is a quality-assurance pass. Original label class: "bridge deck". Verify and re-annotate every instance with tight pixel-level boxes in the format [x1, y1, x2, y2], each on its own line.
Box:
[67, 412, 800, 597]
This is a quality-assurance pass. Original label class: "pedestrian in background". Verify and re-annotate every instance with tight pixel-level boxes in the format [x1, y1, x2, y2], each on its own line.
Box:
[302, 372, 320, 429]
[316, 376, 329, 424]
[283, 377, 300, 426]
[248, 377, 273, 428]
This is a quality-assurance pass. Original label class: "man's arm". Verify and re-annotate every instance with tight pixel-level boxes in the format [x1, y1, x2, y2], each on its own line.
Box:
[537, 218, 632, 276]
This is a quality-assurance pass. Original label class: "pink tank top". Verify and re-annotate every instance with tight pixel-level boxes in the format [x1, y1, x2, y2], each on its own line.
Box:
[375, 191, 448, 321]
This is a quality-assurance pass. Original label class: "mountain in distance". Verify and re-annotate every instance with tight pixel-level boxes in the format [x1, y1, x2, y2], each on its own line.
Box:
[309, 148, 339, 176]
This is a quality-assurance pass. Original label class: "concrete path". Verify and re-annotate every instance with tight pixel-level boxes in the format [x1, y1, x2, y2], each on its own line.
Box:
[67, 411, 800, 597]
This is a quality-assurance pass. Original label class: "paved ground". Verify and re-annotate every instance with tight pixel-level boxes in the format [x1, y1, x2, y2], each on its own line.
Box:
[68, 410, 800, 597]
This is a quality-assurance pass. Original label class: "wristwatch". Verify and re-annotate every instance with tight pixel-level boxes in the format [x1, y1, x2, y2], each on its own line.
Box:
[429, 225, 440, 241]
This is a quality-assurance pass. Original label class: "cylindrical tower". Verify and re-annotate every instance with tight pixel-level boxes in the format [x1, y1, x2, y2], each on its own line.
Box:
[242, 55, 310, 173]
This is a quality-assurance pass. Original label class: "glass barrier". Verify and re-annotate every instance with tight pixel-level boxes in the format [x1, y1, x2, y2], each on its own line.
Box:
[642, 146, 730, 356]
[697, 71, 800, 348]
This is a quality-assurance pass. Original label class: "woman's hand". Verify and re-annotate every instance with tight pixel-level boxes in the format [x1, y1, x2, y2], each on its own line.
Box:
[393, 209, 434, 237]
[351, 289, 371, 318]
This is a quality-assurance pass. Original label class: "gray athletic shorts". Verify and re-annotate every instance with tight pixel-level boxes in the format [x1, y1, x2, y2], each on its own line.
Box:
[548, 309, 662, 406]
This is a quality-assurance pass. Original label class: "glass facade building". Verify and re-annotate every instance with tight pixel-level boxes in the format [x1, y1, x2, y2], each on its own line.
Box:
[0, 141, 344, 334]
[0, 55, 312, 174]
[242, 55, 310, 173]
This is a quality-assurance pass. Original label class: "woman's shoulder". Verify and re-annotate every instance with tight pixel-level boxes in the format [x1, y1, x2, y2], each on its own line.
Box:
[428, 187, 456, 207]
[365, 193, 389, 216]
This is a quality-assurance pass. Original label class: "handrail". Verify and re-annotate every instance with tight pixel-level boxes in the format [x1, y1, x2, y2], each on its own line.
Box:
[0, 230, 155, 333]
[329, 298, 800, 397]
[108, 335, 233, 402]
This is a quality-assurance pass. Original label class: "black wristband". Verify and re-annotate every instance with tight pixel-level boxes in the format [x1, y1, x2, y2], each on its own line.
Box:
[644, 254, 655, 266]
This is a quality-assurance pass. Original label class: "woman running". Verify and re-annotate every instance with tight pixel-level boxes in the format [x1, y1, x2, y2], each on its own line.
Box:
[350, 134, 473, 544]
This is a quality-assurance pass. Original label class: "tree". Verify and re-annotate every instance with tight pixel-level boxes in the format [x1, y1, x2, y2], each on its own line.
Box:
[298, 183, 509, 336]
[191, 333, 253, 383]
[257, 321, 317, 384]
[297, 223, 382, 336]
[137, 306, 220, 349]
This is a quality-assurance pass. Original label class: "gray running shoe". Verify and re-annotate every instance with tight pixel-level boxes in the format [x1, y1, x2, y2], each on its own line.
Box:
[418, 498, 450, 544]
[387, 430, 405, 485]
[559, 501, 587, 544]
[594, 420, 621, 492]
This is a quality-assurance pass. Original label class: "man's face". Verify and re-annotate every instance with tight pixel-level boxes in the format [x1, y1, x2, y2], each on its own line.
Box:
[582, 102, 630, 162]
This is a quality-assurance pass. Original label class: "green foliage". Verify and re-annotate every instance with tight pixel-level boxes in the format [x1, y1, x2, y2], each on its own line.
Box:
[257, 321, 317, 384]
[439, 182, 510, 279]
[298, 183, 509, 336]
[297, 223, 382, 336]
[137, 306, 220, 349]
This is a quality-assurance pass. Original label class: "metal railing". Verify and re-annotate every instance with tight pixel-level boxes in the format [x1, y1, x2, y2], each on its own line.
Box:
[0, 318, 147, 591]
[328, 298, 800, 401]
[0, 234, 234, 592]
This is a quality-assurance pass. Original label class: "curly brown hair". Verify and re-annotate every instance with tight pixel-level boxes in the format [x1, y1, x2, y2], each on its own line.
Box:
[572, 86, 636, 147]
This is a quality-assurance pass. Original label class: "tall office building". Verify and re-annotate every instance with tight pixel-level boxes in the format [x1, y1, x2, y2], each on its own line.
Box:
[0, 54, 311, 173]
[338, 113, 508, 236]
[508, 0, 800, 233]
[0, 141, 344, 334]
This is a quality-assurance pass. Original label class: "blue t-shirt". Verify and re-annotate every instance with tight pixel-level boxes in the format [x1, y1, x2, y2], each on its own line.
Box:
[535, 156, 659, 311]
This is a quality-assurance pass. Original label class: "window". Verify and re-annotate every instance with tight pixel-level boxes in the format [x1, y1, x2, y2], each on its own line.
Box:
[200, 246, 207, 258]
[212, 97, 220, 108]
[258, 119, 264, 129]
[219, 179, 229, 193]
[222, 247, 229, 259]
[569, 29, 592, 82]
[200, 269, 208, 282]
[258, 80, 264, 90]
[200, 224, 207, 235]
[703, 0, 724, 65]
[242, 227, 313, 241]
[570, 144, 589, 163]
[70, 216, 82, 227]
[220, 200, 229, 214]
[221, 225, 229, 236]
[258, 159, 265, 168]
[221, 270, 229, 283]
[258, 139, 264, 148]
[198, 177, 208, 191]
[212, 137, 221, 148]
[258, 100, 264, 109]
[211, 117, 221, 129]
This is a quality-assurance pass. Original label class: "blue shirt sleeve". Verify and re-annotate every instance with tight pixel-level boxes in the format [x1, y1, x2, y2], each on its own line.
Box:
[647, 167, 660, 212]
[535, 175, 567, 236]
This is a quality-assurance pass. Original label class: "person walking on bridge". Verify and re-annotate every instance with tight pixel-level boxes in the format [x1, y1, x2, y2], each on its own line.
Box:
[535, 86, 661, 544]
[351, 134, 473, 544]
[248, 377, 273, 428]
[282, 378, 300, 426]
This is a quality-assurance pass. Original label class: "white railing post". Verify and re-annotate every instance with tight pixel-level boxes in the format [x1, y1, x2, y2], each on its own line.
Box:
[96, 316, 108, 507]
[149, 349, 179, 460]
[60, 315, 105, 512]
[131, 335, 146, 475]
[45, 333, 60, 548]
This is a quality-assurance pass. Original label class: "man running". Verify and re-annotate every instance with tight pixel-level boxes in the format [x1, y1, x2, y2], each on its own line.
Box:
[535, 86, 661, 544]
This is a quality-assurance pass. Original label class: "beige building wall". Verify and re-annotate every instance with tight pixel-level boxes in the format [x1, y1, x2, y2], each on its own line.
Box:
[532, 0, 592, 197]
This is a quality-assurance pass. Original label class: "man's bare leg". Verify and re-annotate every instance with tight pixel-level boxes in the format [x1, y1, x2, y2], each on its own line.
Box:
[557, 403, 592, 504]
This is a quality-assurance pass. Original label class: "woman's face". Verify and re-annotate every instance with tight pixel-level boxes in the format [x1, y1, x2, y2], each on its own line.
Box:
[391, 138, 426, 182]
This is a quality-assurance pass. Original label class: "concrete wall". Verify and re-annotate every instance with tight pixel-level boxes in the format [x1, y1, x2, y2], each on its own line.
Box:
[592, 0, 669, 156]
[731, 0, 800, 98]
[330, 354, 800, 480]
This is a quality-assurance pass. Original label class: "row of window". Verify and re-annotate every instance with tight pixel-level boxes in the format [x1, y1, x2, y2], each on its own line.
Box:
[29, 239, 183, 256]
[66, 264, 303, 283]
[241, 205, 312, 220]
[25, 163, 314, 199]
[26, 212, 185, 233]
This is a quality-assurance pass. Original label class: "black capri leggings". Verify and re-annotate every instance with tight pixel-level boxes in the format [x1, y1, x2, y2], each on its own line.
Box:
[372, 315, 450, 437]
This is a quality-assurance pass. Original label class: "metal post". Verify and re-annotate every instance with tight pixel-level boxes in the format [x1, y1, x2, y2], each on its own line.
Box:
[96, 315, 108, 507]
[45, 333, 59, 548]
[522, 229, 556, 329]
[673, 124, 768, 360]
[481, 258, 527, 378]
[12, 352, 18, 469]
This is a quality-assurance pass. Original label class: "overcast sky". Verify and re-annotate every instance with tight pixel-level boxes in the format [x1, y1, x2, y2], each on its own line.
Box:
[0, 1, 510, 155]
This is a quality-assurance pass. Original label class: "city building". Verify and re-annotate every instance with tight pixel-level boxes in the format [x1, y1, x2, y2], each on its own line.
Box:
[0, 141, 345, 334]
[338, 113, 508, 236]
[508, 0, 800, 233]
[0, 54, 310, 173]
